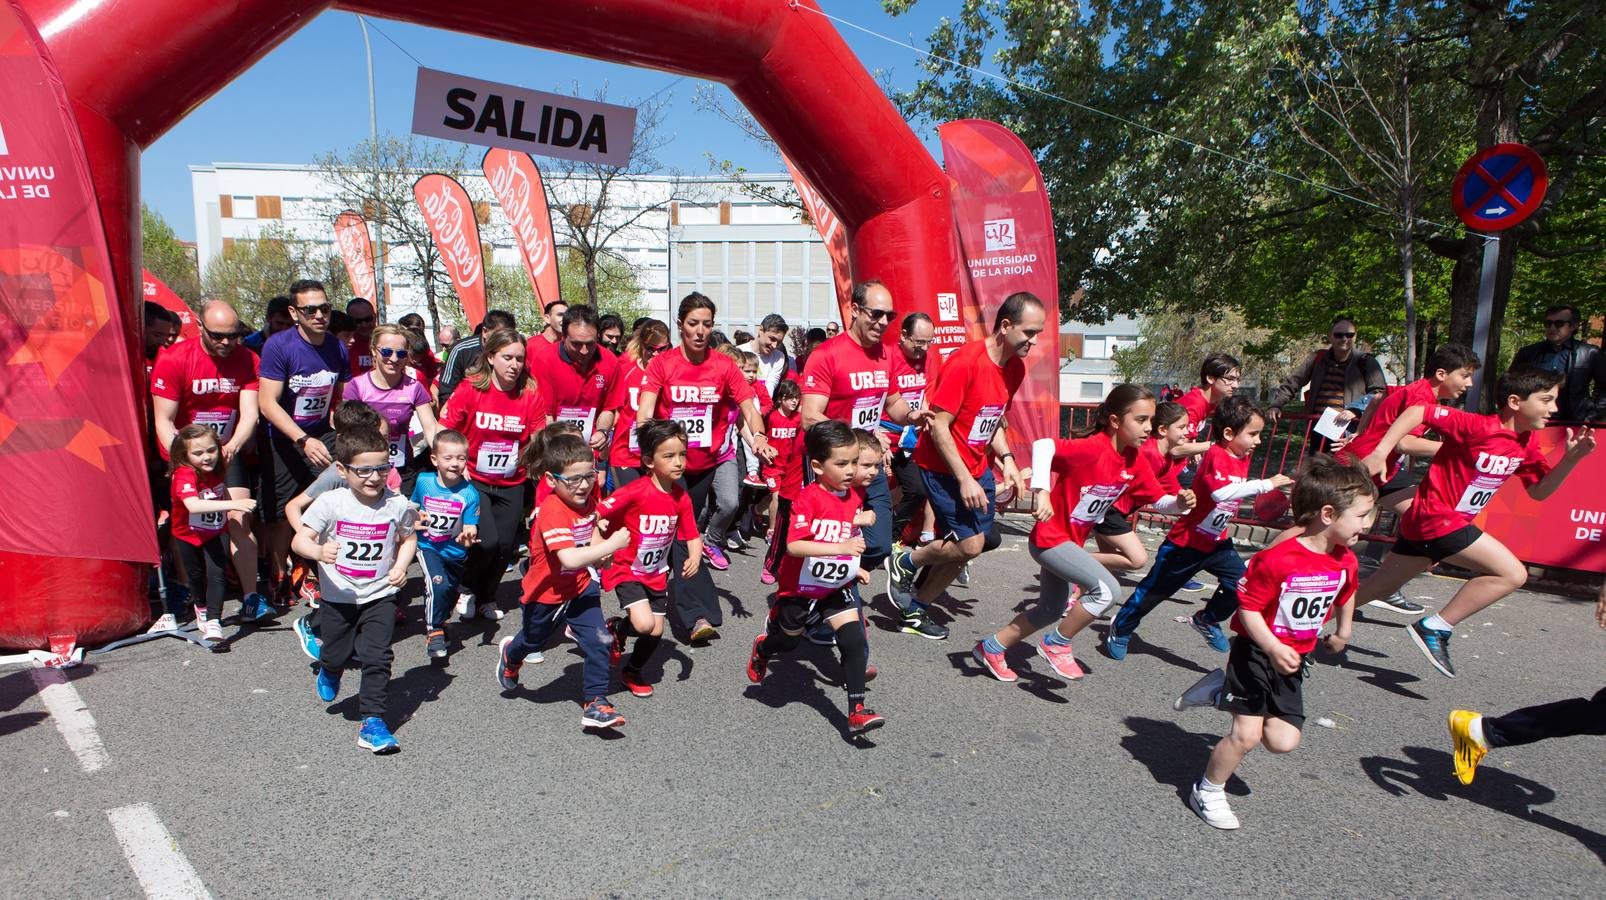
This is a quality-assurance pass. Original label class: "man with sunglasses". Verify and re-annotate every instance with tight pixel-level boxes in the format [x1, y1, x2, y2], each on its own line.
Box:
[1268, 316, 1386, 437]
[1512, 304, 1606, 422]
[257, 279, 351, 602]
[535, 303, 618, 454]
[346, 298, 376, 378]
[150, 299, 273, 617]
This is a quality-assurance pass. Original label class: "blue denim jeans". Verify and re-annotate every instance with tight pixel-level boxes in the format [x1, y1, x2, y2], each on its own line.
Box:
[505, 582, 611, 701]
[1110, 539, 1247, 639]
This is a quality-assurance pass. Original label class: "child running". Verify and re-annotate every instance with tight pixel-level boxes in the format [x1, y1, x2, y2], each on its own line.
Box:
[293, 428, 419, 754]
[746, 420, 884, 736]
[411, 430, 480, 660]
[759, 380, 804, 586]
[497, 426, 633, 730]
[597, 420, 702, 697]
[1107, 396, 1292, 657]
[974, 385, 1195, 681]
[166, 425, 260, 644]
[1355, 365, 1597, 677]
[1091, 399, 1189, 573]
[1174, 455, 1375, 830]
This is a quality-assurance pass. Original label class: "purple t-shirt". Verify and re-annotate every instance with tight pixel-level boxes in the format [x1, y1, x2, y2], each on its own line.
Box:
[259, 328, 349, 438]
[343, 373, 432, 468]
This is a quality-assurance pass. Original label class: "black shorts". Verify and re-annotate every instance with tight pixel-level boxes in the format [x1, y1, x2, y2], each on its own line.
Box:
[223, 453, 250, 491]
[616, 581, 669, 616]
[1221, 638, 1306, 728]
[258, 432, 335, 522]
[1094, 507, 1134, 537]
[1393, 523, 1482, 563]
[773, 590, 855, 631]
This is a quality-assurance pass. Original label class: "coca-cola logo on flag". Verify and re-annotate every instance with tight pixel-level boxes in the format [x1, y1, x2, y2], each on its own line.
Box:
[417, 178, 483, 291]
[482, 149, 560, 304]
[333, 211, 377, 302]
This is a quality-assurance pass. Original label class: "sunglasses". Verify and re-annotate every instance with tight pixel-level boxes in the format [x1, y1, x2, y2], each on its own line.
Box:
[1544, 319, 1573, 328]
[343, 464, 389, 478]
[549, 470, 598, 485]
[296, 303, 332, 318]
[904, 338, 933, 348]
[649, 344, 671, 353]
[204, 327, 240, 342]
[858, 307, 897, 322]
[1330, 332, 1356, 339]
[377, 347, 409, 360]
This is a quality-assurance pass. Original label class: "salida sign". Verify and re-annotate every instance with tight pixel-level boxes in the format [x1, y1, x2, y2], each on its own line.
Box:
[412, 67, 636, 167]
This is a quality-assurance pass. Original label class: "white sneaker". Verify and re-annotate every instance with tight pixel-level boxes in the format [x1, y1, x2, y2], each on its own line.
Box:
[201, 619, 224, 642]
[1174, 668, 1227, 711]
[146, 614, 178, 634]
[480, 604, 504, 621]
[1189, 783, 1240, 830]
[954, 563, 971, 587]
[456, 594, 476, 621]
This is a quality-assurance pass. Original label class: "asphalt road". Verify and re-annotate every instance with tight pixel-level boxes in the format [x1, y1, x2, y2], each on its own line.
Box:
[3, 528, 1602, 898]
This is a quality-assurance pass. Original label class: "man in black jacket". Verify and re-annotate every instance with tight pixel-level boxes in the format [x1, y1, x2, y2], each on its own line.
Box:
[1511, 304, 1606, 423]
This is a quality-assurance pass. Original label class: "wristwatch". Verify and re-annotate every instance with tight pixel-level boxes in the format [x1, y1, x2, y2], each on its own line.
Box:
[295, 435, 311, 451]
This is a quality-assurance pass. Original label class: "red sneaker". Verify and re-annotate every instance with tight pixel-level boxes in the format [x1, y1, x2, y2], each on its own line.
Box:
[847, 703, 885, 734]
[865, 664, 878, 682]
[972, 640, 1018, 682]
[621, 668, 654, 698]
[746, 635, 769, 684]
[1037, 638, 1085, 680]
[606, 616, 626, 668]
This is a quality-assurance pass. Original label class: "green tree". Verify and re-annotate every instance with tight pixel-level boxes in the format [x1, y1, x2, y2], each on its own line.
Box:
[443, 251, 648, 337]
[201, 223, 350, 326]
[140, 205, 202, 304]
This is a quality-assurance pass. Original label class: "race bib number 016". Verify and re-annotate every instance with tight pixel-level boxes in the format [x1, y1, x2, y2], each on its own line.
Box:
[966, 403, 1005, 446]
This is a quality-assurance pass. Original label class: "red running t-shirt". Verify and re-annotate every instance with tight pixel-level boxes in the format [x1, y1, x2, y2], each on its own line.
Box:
[1177, 387, 1215, 442]
[1399, 405, 1552, 542]
[1116, 438, 1183, 515]
[1167, 443, 1253, 552]
[534, 344, 617, 447]
[762, 407, 803, 499]
[521, 493, 596, 605]
[606, 356, 650, 469]
[801, 333, 894, 430]
[1031, 436, 1165, 549]
[170, 466, 229, 545]
[1232, 538, 1358, 653]
[888, 346, 943, 418]
[642, 348, 754, 472]
[913, 339, 1026, 478]
[149, 339, 261, 458]
[596, 476, 698, 591]
[438, 381, 549, 487]
[349, 335, 373, 378]
[1340, 379, 1436, 486]
[778, 482, 864, 599]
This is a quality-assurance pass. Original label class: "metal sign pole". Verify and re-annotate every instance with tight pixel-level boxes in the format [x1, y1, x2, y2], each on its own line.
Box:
[1468, 232, 1500, 412]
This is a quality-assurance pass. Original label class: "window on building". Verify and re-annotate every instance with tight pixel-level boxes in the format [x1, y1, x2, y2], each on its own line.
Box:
[702, 243, 723, 277]
[728, 242, 750, 277]
[218, 195, 233, 218]
[1080, 381, 1103, 399]
[231, 196, 256, 220]
[1083, 336, 1105, 359]
[255, 196, 283, 219]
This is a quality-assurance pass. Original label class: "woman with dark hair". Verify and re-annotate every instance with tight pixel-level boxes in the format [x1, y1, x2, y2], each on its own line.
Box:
[605, 319, 671, 488]
[635, 294, 775, 641]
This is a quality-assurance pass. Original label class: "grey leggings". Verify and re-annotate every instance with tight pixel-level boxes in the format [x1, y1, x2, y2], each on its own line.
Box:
[699, 455, 743, 546]
[1025, 540, 1124, 629]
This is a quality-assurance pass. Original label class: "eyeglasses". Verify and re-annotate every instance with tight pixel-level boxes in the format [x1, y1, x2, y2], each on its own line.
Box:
[295, 303, 332, 318]
[344, 464, 389, 478]
[649, 344, 670, 353]
[549, 470, 598, 485]
[1330, 332, 1356, 339]
[904, 338, 932, 348]
[1544, 319, 1574, 328]
[204, 327, 241, 342]
[1219, 374, 1242, 384]
[858, 307, 897, 322]
[377, 347, 410, 359]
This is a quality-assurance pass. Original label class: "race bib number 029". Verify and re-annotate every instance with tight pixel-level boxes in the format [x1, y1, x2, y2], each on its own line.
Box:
[800, 555, 858, 596]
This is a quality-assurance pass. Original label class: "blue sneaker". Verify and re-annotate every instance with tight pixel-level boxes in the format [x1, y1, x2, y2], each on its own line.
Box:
[1181, 578, 1206, 592]
[241, 591, 277, 621]
[315, 666, 341, 702]
[1408, 617, 1456, 678]
[1190, 611, 1230, 652]
[357, 717, 399, 754]
[294, 616, 321, 661]
[1105, 632, 1130, 660]
[885, 548, 917, 611]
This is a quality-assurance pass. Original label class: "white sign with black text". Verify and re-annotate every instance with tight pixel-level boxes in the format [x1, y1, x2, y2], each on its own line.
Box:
[412, 67, 636, 167]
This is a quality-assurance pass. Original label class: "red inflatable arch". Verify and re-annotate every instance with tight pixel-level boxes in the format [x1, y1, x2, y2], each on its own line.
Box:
[1, 0, 968, 647]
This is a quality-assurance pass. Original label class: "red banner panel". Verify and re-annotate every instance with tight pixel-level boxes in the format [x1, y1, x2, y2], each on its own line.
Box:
[141, 269, 199, 340]
[1475, 425, 1606, 573]
[482, 148, 561, 306]
[785, 154, 853, 327]
[413, 173, 487, 328]
[939, 119, 1063, 460]
[333, 210, 378, 304]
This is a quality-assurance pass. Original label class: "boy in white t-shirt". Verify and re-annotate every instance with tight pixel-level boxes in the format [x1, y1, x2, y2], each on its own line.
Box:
[293, 429, 418, 754]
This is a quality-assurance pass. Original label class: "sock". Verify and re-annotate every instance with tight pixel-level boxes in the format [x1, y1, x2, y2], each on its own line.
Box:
[1468, 714, 1491, 750]
[1423, 613, 1452, 632]
[847, 692, 867, 711]
[981, 635, 1006, 655]
[1043, 628, 1072, 647]
[907, 598, 927, 615]
[626, 633, 661, 671]
[836, 623, 870, 698]
[1198, 775, 1224, 792]
[615, 616, 640, 638]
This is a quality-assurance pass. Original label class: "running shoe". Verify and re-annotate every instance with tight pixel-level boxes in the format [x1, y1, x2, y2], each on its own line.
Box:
[972, 641, 1017, 682]
[1367, 592, 1428, 615]
[241, 592, 277, 621]
[426, 629, 448, 660]
[146, 614, 178, 635]
[480, 603, 504, 621]
[297, 575, 321, 608]
[1409, 618, 1456, 677]
[200, 619, 224, 642]
[689, 619, 719, 642]
[726, 535, 748, 552]
[865, 664, 878, 682]
[1104, 632, 1131, 661]
[846, 703, 885, 735]
[741, 474, 767, 489]
[496, 636, 521, 691]
[955, 563, 971, 588]
[746, 635, 769, 683]
[1181, 578, 1206, 592]
[759, 570, 776, 586]
[1190, 611, 1230, 653]
[606, 616, 626, 667]
[357, 717, 400, 754]
[294, 616, 320, 661]
[1173, 668, 1226, 711]
[885, 548, 918, 611]
[456, 593, 476, 620]
[621, 668, 654, 698]
[1188, 783, 1239, 830]
[193, 604, 207, 626]
[581, 698, 625, 729]
[899, 608, 949, 641]
[703, 543, 730, 571]
[1448, 709, 1488, 785]
[528, 650, 545, 664]
[1037, 639, 1085, 680]
[315, 666, 340, 703]
[274, 576, 295, 608]
[807, 624, 837, 647]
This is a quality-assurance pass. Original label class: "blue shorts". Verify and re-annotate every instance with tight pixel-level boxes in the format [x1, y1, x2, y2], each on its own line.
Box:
[920, 466, 995, 541]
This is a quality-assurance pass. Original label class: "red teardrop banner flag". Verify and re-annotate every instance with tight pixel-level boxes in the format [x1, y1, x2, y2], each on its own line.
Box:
[141, 270, 199, 341]
[482, 148, 561, 306]
[332, 210, 378, 305]
[784, 154, 854, 329]
[412, 173, 487, 328]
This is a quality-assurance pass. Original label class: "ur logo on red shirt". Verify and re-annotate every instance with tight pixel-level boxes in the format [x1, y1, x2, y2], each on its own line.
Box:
[1475, 452, 1524, 476]
[191, 378, 239, 395]
[849, 371, 888, 391]
[476, 411, 526, 432]
[811, 518, 855, 542]
[637, 514, 676, 535]
[667, 385, 719, 404]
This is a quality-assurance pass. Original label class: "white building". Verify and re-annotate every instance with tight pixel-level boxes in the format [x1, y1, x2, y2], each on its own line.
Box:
[189, 163, 847, 333]
[1059, 314, 1142, 404]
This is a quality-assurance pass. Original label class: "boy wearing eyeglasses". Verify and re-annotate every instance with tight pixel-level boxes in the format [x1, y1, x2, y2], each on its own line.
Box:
[293, 427, 419, 754]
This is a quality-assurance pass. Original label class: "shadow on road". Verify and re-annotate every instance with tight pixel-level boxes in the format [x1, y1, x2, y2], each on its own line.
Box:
[1361, 746, 1606, 865]
[1330, 644, 1428, 700]
[1121, 716, 1251, 803]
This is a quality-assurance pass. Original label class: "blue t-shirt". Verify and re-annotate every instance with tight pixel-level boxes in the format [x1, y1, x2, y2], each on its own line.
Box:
[259, 328, 348, 438]
[410, 472, 481, 560]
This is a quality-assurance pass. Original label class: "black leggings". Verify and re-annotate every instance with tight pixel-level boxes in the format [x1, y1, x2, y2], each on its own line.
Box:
[763, 497, 795, 578]
[464, 480, 531, 607]
[1484, 686, 1606, 748]
[671, 466, 721, 631]
[759, 595, 870, 706]
[889, 450, 927, 542]
[176, 537, 228, 621]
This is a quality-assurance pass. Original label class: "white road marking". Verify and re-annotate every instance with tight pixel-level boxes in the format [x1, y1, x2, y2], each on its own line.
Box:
[106, 804, 213, 899]
[29, 668, 108, 773]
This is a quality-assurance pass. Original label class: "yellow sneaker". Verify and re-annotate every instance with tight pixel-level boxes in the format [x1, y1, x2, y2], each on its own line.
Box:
[1449, 709, 1488, 785]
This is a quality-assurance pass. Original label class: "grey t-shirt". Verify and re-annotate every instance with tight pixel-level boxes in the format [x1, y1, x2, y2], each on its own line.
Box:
[302, 487, 418, 605]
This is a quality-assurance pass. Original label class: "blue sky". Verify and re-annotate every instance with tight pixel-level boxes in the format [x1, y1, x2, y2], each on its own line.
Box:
[142, 4, 965, 241]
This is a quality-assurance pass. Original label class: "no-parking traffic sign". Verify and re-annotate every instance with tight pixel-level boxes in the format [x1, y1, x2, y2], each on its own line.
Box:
[1451, 143, 1548, 231]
